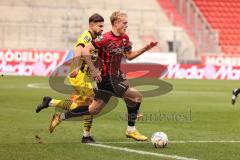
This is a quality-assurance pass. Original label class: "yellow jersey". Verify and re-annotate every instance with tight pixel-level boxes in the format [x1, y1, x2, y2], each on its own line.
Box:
[68, 30, 97, 106]
[70, 30, 98, 75]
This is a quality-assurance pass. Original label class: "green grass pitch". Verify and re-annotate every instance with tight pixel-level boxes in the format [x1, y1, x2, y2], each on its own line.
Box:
[1, 76, 240, 160]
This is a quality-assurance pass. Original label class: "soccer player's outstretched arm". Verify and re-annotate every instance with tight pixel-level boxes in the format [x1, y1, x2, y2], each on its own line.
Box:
[126, 41, 158, 61]
[82, 44, 102, 83]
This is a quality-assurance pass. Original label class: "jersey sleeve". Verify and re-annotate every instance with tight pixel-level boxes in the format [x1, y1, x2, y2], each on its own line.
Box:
[71, 32, 91, 72]
[75, 32, 92, 47]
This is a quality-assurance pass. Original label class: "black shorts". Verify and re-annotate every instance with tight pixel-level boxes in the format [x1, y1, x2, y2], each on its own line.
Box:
[94, 75, 129, 103]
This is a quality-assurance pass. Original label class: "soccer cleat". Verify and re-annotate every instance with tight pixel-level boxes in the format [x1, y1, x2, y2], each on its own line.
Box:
[232, 89, 238, 105]
[81, 136, 95, 143]
[36, 96, 52, 113]
[125, 130, 148, 141]
[49, 113, 61, 133]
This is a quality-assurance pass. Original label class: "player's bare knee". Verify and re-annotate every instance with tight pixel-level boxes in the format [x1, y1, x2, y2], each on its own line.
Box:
[89, 99, 105, 115]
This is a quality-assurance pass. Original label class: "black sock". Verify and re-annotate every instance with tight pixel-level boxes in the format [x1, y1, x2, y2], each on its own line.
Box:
[64, 105, 89, 119]
[125, 99, 141, 126]
[136, 103, 140, 113]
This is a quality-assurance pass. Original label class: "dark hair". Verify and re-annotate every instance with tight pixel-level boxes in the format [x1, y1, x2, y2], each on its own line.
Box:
[89, 13, 104, 23]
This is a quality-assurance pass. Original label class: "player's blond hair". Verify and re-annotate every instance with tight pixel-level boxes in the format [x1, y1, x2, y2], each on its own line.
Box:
[110, 11, 127, 25]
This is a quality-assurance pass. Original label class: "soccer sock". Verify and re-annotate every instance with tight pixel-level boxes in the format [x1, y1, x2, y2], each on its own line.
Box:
[61, 105, 89, 120]
[83, 130, 91, 137]
[83, 115, 93, 137]
[125, 99, 141, 127]
[127, 126, 136, 133]
[49, 99, 77, 110]
[49, 99, 61, 107]
[136, 102, 141, 115]
[136, 102, 141, 114]
[60, 113, 66, 120]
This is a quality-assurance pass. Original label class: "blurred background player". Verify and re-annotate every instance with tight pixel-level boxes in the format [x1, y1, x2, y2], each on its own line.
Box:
[49, 11, 158, 141]
[35, 13, 104, 143]
[232, 88, 240, 105]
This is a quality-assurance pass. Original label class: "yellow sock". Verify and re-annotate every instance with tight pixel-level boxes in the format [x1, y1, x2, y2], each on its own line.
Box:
[48, 99, 61, 107]
[49, 99, 77, 111]
[83, 115, 93, 134]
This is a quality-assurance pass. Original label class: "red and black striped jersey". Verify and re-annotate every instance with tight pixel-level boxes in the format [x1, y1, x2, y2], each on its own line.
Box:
[92, 31, 132, 77]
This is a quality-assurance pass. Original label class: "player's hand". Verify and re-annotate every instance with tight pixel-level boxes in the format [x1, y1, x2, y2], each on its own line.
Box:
[91, 68, 102, 83]
[69, 69, 78, 78]
[144, 41, 158, 51]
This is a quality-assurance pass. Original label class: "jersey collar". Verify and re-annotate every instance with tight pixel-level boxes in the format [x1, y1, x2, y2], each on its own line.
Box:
[111, 31, 122, 37]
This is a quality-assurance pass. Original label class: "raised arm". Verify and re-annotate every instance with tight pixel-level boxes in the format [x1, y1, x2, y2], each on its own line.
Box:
[125, 41, 158, 61]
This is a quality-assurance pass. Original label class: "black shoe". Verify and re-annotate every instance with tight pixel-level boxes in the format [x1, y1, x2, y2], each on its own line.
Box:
[36, 96, 52, 113]
[232, 89, 238, 105]
[81, 136, 95, 143]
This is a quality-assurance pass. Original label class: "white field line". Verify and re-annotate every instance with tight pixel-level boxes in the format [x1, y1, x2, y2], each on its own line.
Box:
[27, 83, 49, 89]
[88, 143, 198, 160]
[97, 140, 240, 144]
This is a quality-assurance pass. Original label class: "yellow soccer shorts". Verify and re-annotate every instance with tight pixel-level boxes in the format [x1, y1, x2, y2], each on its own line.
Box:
[68, 71, 94, 107]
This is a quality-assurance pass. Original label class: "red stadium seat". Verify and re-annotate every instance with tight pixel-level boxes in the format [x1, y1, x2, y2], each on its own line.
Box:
[194, 0, 240, 54]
